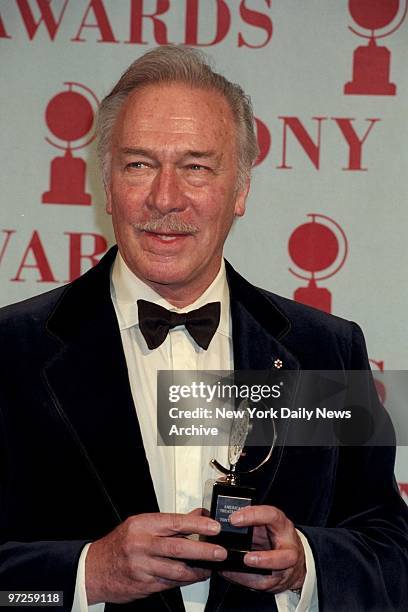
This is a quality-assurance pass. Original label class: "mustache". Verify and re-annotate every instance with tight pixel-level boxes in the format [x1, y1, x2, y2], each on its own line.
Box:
[134, 215, 199, 235]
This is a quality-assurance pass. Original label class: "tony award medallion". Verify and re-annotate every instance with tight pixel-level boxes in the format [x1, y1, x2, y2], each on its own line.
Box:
[200, 403, 276, 573]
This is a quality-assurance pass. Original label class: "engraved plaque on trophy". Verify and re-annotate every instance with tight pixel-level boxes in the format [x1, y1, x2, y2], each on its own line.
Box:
[199, 405, 276, 573]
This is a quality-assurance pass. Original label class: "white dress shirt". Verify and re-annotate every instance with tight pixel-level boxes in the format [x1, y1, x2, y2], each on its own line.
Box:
[72, 253, 318, 612]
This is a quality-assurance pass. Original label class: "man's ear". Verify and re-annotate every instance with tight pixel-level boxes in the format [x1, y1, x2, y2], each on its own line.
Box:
[234, 178, 250, 217]
[105, 184, 113, 215]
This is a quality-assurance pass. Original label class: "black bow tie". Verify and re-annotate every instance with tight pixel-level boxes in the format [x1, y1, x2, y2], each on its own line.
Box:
[137, 299, 221, 350]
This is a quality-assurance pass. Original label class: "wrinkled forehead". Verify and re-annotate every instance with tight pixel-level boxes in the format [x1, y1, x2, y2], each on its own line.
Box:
[112, 82, 239, 152]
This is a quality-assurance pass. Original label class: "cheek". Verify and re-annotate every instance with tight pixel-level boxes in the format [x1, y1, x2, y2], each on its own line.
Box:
[110, 185, 145, 222]
[205, 189, 237, 227]
[197, 186, 233, 221]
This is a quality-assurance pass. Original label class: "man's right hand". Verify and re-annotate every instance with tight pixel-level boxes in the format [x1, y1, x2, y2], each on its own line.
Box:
[85, 509, 227, 604]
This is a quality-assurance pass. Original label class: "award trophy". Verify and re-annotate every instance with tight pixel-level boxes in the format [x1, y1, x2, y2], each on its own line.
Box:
[199, 405, 276, 573]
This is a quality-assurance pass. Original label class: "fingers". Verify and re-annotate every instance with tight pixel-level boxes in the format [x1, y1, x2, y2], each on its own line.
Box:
[230, 505, 287, 533]
[219, 505, 306, 593]
[221, 547, 303, 593]
[150, 535, 227, 562]
[85, 511, 226, 604]
[221, 569, 288, 593]
[244, 548, 299, 571]
[187, 507, 206, 517]
[122, 514, 227, 563]
[138, 511, 221, 538]
[149, 557, 211, 585]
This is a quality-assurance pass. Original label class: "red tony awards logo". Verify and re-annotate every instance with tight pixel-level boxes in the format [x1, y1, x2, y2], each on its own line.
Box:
[288, 214, 348, 314]
[344, 0, 407, 96]
[42, 82, 98, 206]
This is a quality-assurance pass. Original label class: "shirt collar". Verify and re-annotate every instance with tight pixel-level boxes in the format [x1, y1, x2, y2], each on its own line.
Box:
[111, 252, 231, 338]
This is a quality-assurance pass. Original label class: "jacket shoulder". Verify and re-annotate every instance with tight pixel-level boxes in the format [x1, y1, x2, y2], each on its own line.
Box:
[261, 288, 353, 333]
[0, 286, 69, 329]
[0, 246, 117, 333]
[258, 288, 367, 369]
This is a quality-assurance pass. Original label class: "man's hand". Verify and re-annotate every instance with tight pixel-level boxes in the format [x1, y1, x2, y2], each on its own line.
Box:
[85, 508, 227, 604]
[221, 505, 306, 593]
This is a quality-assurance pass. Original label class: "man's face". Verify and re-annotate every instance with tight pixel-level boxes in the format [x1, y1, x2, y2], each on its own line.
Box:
[106, 82, 249, 305]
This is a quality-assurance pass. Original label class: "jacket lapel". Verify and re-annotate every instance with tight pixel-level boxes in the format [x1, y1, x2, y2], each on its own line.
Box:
[43, 248, 184, 611]
[42, 247, 159, 524]
[226, 260, 300, 494]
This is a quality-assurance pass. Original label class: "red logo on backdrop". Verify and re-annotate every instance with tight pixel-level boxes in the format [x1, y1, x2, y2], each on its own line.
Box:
[369, 358, 387, 403]
[344, 0, 407, 96]
[288, 214, 348, 314]
[42, 82, 98, 206]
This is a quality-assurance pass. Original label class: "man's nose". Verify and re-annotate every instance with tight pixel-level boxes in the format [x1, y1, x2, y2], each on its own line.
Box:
[148, 166, 184, 214]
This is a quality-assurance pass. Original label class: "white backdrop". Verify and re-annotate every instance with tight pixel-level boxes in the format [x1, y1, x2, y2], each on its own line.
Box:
[1, 0, 407, 499]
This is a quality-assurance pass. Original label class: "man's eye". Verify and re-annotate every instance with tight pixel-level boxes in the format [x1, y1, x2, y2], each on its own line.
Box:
[126, 161, 148, 169]
[188, 164, 208, 171]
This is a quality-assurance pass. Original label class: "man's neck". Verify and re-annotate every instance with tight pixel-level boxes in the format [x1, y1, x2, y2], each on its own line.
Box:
[125, 262, 224, 309]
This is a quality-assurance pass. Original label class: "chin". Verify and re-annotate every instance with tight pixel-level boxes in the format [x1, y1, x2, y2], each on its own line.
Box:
[146, 271, 191, 288]
[138, 262, 192, 287]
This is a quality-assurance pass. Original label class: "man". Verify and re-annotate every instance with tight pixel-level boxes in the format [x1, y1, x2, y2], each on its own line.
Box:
[0, 46, 407, 612]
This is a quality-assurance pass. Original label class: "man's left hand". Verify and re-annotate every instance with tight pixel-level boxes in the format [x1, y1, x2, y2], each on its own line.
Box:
[220, 505, 306, 593]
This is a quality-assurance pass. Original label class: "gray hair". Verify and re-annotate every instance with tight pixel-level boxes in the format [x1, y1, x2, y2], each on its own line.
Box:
[96, 45, 259, 189]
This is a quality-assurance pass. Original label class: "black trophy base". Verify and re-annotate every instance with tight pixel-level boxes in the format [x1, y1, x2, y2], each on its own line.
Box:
[187, 478, 269, 574]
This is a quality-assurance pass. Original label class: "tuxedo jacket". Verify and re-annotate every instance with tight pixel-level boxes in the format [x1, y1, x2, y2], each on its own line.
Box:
[0, 246, 407, 612]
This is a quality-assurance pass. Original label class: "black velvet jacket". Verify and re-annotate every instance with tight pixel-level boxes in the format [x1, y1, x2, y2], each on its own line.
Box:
[0, 247, 407, 611]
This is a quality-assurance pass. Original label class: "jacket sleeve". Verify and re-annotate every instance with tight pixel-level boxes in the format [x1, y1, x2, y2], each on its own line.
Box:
[0, 540, 89, 612]
[0, 387, 91, 611]
[299, 323, 408, 612]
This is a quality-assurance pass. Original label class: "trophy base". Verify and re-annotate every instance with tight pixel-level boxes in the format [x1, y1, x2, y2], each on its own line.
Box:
[186, 547, 270, 575]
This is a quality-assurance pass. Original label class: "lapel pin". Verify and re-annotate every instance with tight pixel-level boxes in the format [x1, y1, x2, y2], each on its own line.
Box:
[274, 358, 283, 369]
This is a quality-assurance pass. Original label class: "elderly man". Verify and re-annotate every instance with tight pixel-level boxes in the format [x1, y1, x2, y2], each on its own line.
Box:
[0, 46, 407, 612]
